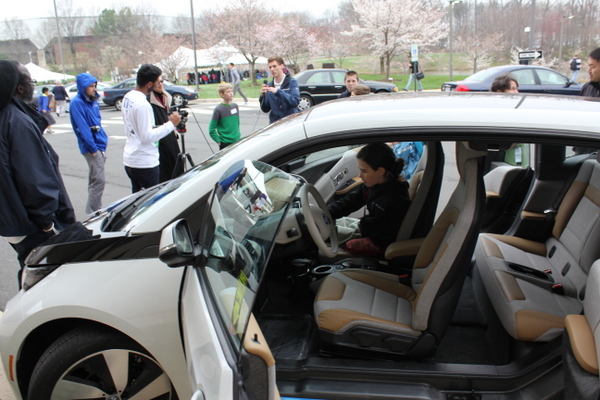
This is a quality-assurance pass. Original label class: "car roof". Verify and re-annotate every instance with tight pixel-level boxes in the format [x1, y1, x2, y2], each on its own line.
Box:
[301, 92, 600, 139]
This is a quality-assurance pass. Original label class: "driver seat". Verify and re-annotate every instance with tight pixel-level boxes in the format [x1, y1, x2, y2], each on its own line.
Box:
[313, 142, 486, 356]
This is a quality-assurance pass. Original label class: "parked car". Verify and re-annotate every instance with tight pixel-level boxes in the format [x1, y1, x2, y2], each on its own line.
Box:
[294, 68, 398, 110]
[3, 93, 600, 400]
[29, 85, 56, 110]
[103, 78, 198, 110]
[441, 64, 582, 94]
[64, 82, 112, 112]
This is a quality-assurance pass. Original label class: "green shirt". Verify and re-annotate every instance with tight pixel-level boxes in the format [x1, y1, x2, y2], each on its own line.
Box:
[209, 103, 241, 144]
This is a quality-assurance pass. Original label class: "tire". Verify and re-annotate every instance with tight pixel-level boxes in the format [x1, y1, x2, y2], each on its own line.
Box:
[298, 94, 313, 111]
[172, 93, 184, 106]
[115, 97, 123, 111]
[28, 325, 175, 400]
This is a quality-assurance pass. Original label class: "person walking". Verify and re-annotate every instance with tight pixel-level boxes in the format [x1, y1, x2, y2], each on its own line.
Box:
[0, 60, 75, 286]
[259, 56, 300, 123]
[69, 73, 109, 215]
[570, 54, 582, 82]
[38, 87, 56, 134]
[403, 56, 423, 92]
[228, 63, 249, 104]
[52, 81, 69, 117]
[122, 64, 181, 193]
[209, 83, 241, 150]
[147, 78, 184, 182]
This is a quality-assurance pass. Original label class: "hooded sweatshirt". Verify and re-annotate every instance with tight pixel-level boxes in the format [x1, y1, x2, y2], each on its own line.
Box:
[69, 73, 108, 154]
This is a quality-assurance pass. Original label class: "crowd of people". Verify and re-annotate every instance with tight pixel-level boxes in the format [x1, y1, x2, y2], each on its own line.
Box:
[2, 47, 600, 285]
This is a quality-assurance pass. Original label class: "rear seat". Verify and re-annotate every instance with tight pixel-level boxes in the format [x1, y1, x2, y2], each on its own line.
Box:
[475, 159, 600, 341]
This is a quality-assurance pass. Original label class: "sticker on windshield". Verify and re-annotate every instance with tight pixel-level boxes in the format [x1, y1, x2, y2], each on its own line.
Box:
[231, 271, 248, 333]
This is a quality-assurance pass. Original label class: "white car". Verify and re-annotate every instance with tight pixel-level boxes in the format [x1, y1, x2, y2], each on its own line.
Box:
[2, 92, 600, 400]
[64, 82, 112, 112]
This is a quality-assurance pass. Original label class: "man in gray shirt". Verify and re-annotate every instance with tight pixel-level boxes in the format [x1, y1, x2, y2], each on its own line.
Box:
[228, 63, 248, 104]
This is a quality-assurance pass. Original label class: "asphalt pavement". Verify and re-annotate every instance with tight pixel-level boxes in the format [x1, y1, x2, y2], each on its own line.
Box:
[0, 99, 270, 399]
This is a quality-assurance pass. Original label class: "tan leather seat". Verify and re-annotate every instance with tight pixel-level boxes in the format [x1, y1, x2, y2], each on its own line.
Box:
[314, 142, 486, 356]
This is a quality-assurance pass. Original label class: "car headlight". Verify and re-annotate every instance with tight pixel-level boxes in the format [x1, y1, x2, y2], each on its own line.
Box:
[393, 87, 398, 92]
[22, 264, 60, 291]
[185, 88, 196, 93]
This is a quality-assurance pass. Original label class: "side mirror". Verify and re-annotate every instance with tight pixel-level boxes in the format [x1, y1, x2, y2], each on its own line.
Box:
[159, 219, 195, 267]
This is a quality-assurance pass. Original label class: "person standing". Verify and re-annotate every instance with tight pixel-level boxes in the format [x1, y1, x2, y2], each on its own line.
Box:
[122, 64, 181, 193]
[209, 83, 241, 150]
[403, 56, 423, 92]
[570, 53, 582, 82]
[490, 73, 519, 93]
[52, 81, 69, 117]
[147, 78, 184, 182]
[259, 56, 300, 123]
[69, 73, 109, 215]
[0, 60, 75, 285]
[38, 86, 56, 134]
[338, 71, 360, 98]
[228, 63, 249, 104]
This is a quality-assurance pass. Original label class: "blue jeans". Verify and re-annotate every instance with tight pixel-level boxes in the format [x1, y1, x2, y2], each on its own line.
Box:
[404, 73, 423, 91]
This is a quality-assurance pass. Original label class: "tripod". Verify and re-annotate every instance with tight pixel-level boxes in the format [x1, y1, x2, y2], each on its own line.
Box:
[172, 130, 195, 179]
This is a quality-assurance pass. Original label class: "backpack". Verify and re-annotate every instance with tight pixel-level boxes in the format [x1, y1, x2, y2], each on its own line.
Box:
[570, 58, 578, 71]
[393, 142, 424, 182]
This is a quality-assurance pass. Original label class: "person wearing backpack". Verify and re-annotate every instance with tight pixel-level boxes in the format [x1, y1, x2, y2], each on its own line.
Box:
[570, 54, 582, 82]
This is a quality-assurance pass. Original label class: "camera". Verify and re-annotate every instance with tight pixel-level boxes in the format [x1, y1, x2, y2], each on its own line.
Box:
[170, 99, 189, 133]
[90, 126, 100, 133]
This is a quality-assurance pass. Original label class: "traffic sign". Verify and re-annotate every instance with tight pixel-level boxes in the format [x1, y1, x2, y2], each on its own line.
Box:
[518, 50, 543, 60]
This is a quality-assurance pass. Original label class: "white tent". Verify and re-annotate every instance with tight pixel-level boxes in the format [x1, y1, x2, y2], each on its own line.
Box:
[25, 62, 74, 82]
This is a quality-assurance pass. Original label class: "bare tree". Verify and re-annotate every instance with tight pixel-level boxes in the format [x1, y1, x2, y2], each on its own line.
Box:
[455, 32, 504, 73]
[152, 36, 189, 82]
[3, 17, 30, 40]
[55, 0, 87, 57]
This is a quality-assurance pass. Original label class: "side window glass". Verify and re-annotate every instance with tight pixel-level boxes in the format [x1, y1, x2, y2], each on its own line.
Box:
[504, 143, 530, 168]
[537, 69, 568, 85]
[306, 72, 330, 84]
[331, 71, 346, 84]
[512, 69, 536, 85]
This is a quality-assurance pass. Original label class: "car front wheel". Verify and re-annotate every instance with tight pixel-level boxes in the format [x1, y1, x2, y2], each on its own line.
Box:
[28, 325, 175, 400]
[172, 93, 184, 106]
[298, 94, 313, 111]
[115, 97, 123, 111]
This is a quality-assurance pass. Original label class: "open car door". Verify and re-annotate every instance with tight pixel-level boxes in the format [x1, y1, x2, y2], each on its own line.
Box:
[175, 160, 301, 400]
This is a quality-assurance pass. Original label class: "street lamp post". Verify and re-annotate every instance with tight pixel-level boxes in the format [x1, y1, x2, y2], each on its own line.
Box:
[52, 0, 66, 79]
[558, 15, 574, 65]
[449, 0, 462, 81]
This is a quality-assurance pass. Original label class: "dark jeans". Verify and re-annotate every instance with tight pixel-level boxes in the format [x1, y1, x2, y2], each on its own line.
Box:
[219, 142, 233, 150]
[125, 166, 160, 193]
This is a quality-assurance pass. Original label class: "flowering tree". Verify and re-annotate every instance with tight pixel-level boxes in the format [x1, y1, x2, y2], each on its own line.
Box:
[348, 0, 447, 78]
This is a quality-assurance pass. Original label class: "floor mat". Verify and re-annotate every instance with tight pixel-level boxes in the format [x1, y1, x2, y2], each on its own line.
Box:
[258, 314, 316, 361]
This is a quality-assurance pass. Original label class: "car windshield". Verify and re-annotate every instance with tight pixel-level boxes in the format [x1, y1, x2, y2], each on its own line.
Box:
[201, 160, 301, 350]
[464, 67, 505, 82]
[101, 158, 221, 232]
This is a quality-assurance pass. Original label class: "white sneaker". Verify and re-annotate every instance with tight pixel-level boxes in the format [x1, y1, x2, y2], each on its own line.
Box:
[244, 102, 249, 105]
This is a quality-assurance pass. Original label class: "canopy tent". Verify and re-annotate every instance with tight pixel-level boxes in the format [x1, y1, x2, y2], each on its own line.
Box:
[25, 62, 74, 82]
[158, 45, 268, 80]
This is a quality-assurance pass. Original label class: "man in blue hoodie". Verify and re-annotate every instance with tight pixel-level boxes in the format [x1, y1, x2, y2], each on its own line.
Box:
[69, 73, 108, 215]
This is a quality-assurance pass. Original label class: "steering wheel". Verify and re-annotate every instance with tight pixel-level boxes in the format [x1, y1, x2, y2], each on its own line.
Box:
[299, 184, 338, 258]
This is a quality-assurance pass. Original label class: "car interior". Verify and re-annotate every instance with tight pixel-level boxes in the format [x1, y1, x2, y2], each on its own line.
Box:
[202, 136, 600, 398]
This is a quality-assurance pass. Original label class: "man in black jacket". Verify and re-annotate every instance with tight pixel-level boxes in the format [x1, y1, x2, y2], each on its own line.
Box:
[581, 48, 600, 98]
[259, 56, 300, 123]
[0, 61, 75, 286]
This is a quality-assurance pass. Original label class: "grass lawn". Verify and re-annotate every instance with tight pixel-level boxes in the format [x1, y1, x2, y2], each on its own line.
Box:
[192, 73, 470, 99]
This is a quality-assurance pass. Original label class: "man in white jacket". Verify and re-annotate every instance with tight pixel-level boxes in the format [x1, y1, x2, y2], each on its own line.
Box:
[122, 64, 181, 192]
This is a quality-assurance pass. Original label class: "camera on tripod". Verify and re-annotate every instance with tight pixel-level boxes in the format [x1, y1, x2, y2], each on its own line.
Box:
[170, 99, 189, 133]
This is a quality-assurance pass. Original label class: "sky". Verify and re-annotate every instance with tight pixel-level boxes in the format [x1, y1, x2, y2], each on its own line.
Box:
[5, 0, 344, 20]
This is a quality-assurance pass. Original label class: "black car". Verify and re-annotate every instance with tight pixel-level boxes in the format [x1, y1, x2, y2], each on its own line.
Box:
[441, 65, 582, 95]
[294, 68, 398, 111]
[103, 78, 198, 110]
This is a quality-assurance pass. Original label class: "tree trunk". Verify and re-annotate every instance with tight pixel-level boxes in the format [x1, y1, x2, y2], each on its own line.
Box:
[250, 60, 257, 85]
[380, 56, 385, 74]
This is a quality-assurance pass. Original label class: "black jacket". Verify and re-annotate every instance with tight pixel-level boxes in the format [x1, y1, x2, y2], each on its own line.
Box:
[328, 179, 410, 249]
[581, 82, 600, 98]
[0, 98, 75, 236]
[148, 91, 183, 182]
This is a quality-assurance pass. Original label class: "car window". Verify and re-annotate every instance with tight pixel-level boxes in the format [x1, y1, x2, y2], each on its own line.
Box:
[331, 71, 346, 84]
[511, 69, 536, 85]
[464, 68, 503, 82]
[202, 160, 300, 350]
[306, 72, 331, 84]
[124, 80, 136, 89]
[536, 69, 568, 85]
